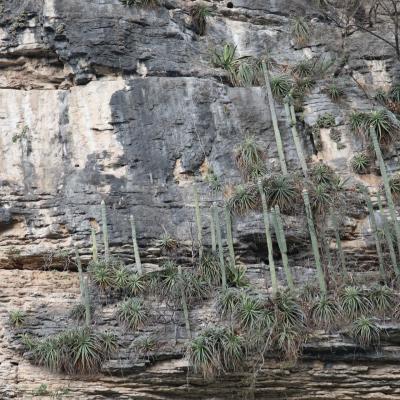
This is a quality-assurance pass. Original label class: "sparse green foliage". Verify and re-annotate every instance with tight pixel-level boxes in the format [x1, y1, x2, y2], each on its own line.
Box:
[292, 59, 314, 78]
[198, 252, 221, 285]
[226, 184, 258, 215]
[70, 303, 95, 323]
[350, 316, 380, 348]
[316, 113, 336, 129]
[9, 310, 26, 328]
[227, 263, 249, 288]
[390, 84, 400, 103]
[32, 384, 49, 396]
[309, 183, 333, 216]
[349, 111, 368, 134]
[190, 3, 211, 36]
[368, 285, 394, 316]
[116, 298, 148, 331]
[389, 173, 400, 202]
[367, 109, 400, 143]
[351, 152, 371, 174]
[158, 232, 178, 251]
[326, 83, 344, 101]
[89, 260, 114, 290]
[291, 17, 310, 45]
[217, 288, 243, 319]
[206, 169, 222, 193]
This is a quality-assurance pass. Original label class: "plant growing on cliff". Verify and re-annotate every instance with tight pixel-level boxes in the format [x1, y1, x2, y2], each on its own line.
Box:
[326, 83, 344, 101]
[291, 17, 310, 45]
[340, 286, 371, 320]
[120, 0, 159, 6]
[226, 184, 258, 215]
[367, 109, 400, 143]
[349, 111, 368, 134]
[70, 303, 95, 323]
[351, 152, 370, 174]
[263, 174, 300, 213]
[234, 136, 266, 181]
[198, 252, 221, 285]
[389, 173, 400, 202]
[315, 113, 336, 129]
[212, 43, 241, 84]
[310, 295, 339, 329]
[190, 3, 212, 36]
[27, 328, 117, 374]
[157, 231, 178, 252]
[350, 317, 381, 348]
[368, 285, 394, 316]
[116, 298, 149, 331]
[9, 310, 26, 328]
[270, 75, 292, 99]
[89, 260, 114, 291]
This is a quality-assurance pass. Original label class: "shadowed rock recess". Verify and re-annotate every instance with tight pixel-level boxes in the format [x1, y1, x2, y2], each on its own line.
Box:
[2, 0, 400, 398]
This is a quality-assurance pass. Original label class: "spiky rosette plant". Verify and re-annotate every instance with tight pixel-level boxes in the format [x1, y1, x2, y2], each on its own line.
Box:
[274, 290, 306, 329]
[262, 174, 301, 213]
[388, 173, 400, 203]
[234, 136, 266, 181]
[340, 286, 371, 320]
[234, 293, 265, 332]
[116, 298, 149, 331]
[351, 152, 371, 174]
[368, 285, 394, 316]
[270, 75, 292, 99]
[89, 259, 114, 291]
[366, 109, 400, 144]
[308, 183, 333, 216]
[190, 3, 212, 36]
[310, 295, 340, 330]
[198, 252, 221, 286]
[226, 184, 258, 215]
[217, 287, 243, 320]
[187, 327, 245, 379]
[291, 17, 310, 45]
[292, 59, 314, 78]
[390, 84, 400, 103]
[9, 310, 26, 328]
[350, 317, 381, 348]
[326, 83, 344, 101]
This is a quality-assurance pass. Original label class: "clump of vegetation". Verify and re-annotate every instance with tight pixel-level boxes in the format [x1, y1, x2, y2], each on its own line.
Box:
[158, 231, 178, 252]
[120, 0, 159, 6]
[69, 303, 95, 323]
[187, 326, 245, 379]
[9, 310, 26, 328]
[390, 84, 400, 103]
[234, 136, 266, 181]
[291, 17, 310, 45]
[349, 111, 369, 134]
[389, 173, 400, 203]
[351, 152, 371, 174]
[190, 3, 212, 36]
[350, 316, 381, 348]
[326, 83, 344, 101]
[22, 328, 117, 374]
[315, 113, 336, 129]
[310, 295, 340, 329]
[226, 184, 258, 215]
[270, 75, 292, 99]
[116, 298, 149, 331]
[340, 286, 370, 320]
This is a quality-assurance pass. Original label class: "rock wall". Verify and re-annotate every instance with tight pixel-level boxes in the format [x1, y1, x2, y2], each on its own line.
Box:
[1, 0, 400, 398]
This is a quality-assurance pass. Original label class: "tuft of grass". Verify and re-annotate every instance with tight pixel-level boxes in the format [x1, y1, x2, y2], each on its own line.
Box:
[9, 310, 26, 328]
[340, 286, 371, 320]
[113, 265, 131, 291]
[275, 290, 305, 329]
[190, 3, 212, 36]
[226, 184, 258, 215]
[127, 272, 147, 296]
[263, 174, 301, 213]
[227, 263, 249, 288]
[308, 183, 333, 216]
[116, 298, 148, 331]
[89, 260, 114, 291]
[326, 83, 344, 101]
[375, 89, 388, 104]
[198, 252, 221, 286]
[310, 163, 336, 186]
[158, 232, 178, 252]
[291, 17, 310, 45]
[367, 109, 400, 143]
[234, 136, 266, 181]
[132, 335, 157, 357]
[350, 316, 381, 348]
[187, 327, 245, 379]
[27, 328, 117, 374]
[217, 288, 243, 319]
[389, 173, 400, 203]
[349, 111, 368, 134]
[69, 303, 95, 323]
[368, 285, 394, 316]
[351, 152, 370, 174]
[292, 59, 314, 78]
[270, 75, 292, 99]
[310, 295, 340, 329]
[235, 293, 264, 332]
[206, 169, 222, 193]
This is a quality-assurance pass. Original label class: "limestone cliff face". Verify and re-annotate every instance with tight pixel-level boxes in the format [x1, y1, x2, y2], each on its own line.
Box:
[1, 0, 400, 399]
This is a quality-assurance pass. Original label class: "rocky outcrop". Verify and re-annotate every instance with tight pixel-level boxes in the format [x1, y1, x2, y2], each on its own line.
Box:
[1, 0, 400, 398]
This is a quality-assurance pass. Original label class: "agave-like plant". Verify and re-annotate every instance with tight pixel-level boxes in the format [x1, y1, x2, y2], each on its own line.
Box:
[390, 84, 400, 103]
[234, 136, 266, 181]
[157, 232, 178, 252]
[310, 163, 336, 187]
[367, 109, 400, 143]
[206, 170, 222, 193]
[350, 316, 381, 348]
[116, 298, 148, 331]
[308, 183, 333, 216]
[89, 260, 113, 291]
[310, 295, 340, 329]
[190, 3, 212, 36]
[216, 287, 243, 319]
[291, 17, 310, 45]
[292, 59, 314, 78]
[235, 293, 264, 331]
[127, 272, 147, 296]
[275, 291, 305, 329]
[69, 303, 95, 323]
[351, 152, 370, 174]
[389, 173, 400, 203]
[113, 265, 131, 291]
[227, 263, 250, 288]
[375, 89, 388, 104]
[198, 252, 221, 286]
[132, 335, 157, 358]
[349, 111, 368, 134]
[368, 285, 394, 316]
[212, 43, 242, 83]
[9, 310, 26, 328]
[226, 184, 258, 215]
[234, 59, 259, 87]
[270, 75, 292, 99]
[340, 286, 371, 320]
[263, 174, 300, 213]
[326, 83, 344, 101]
